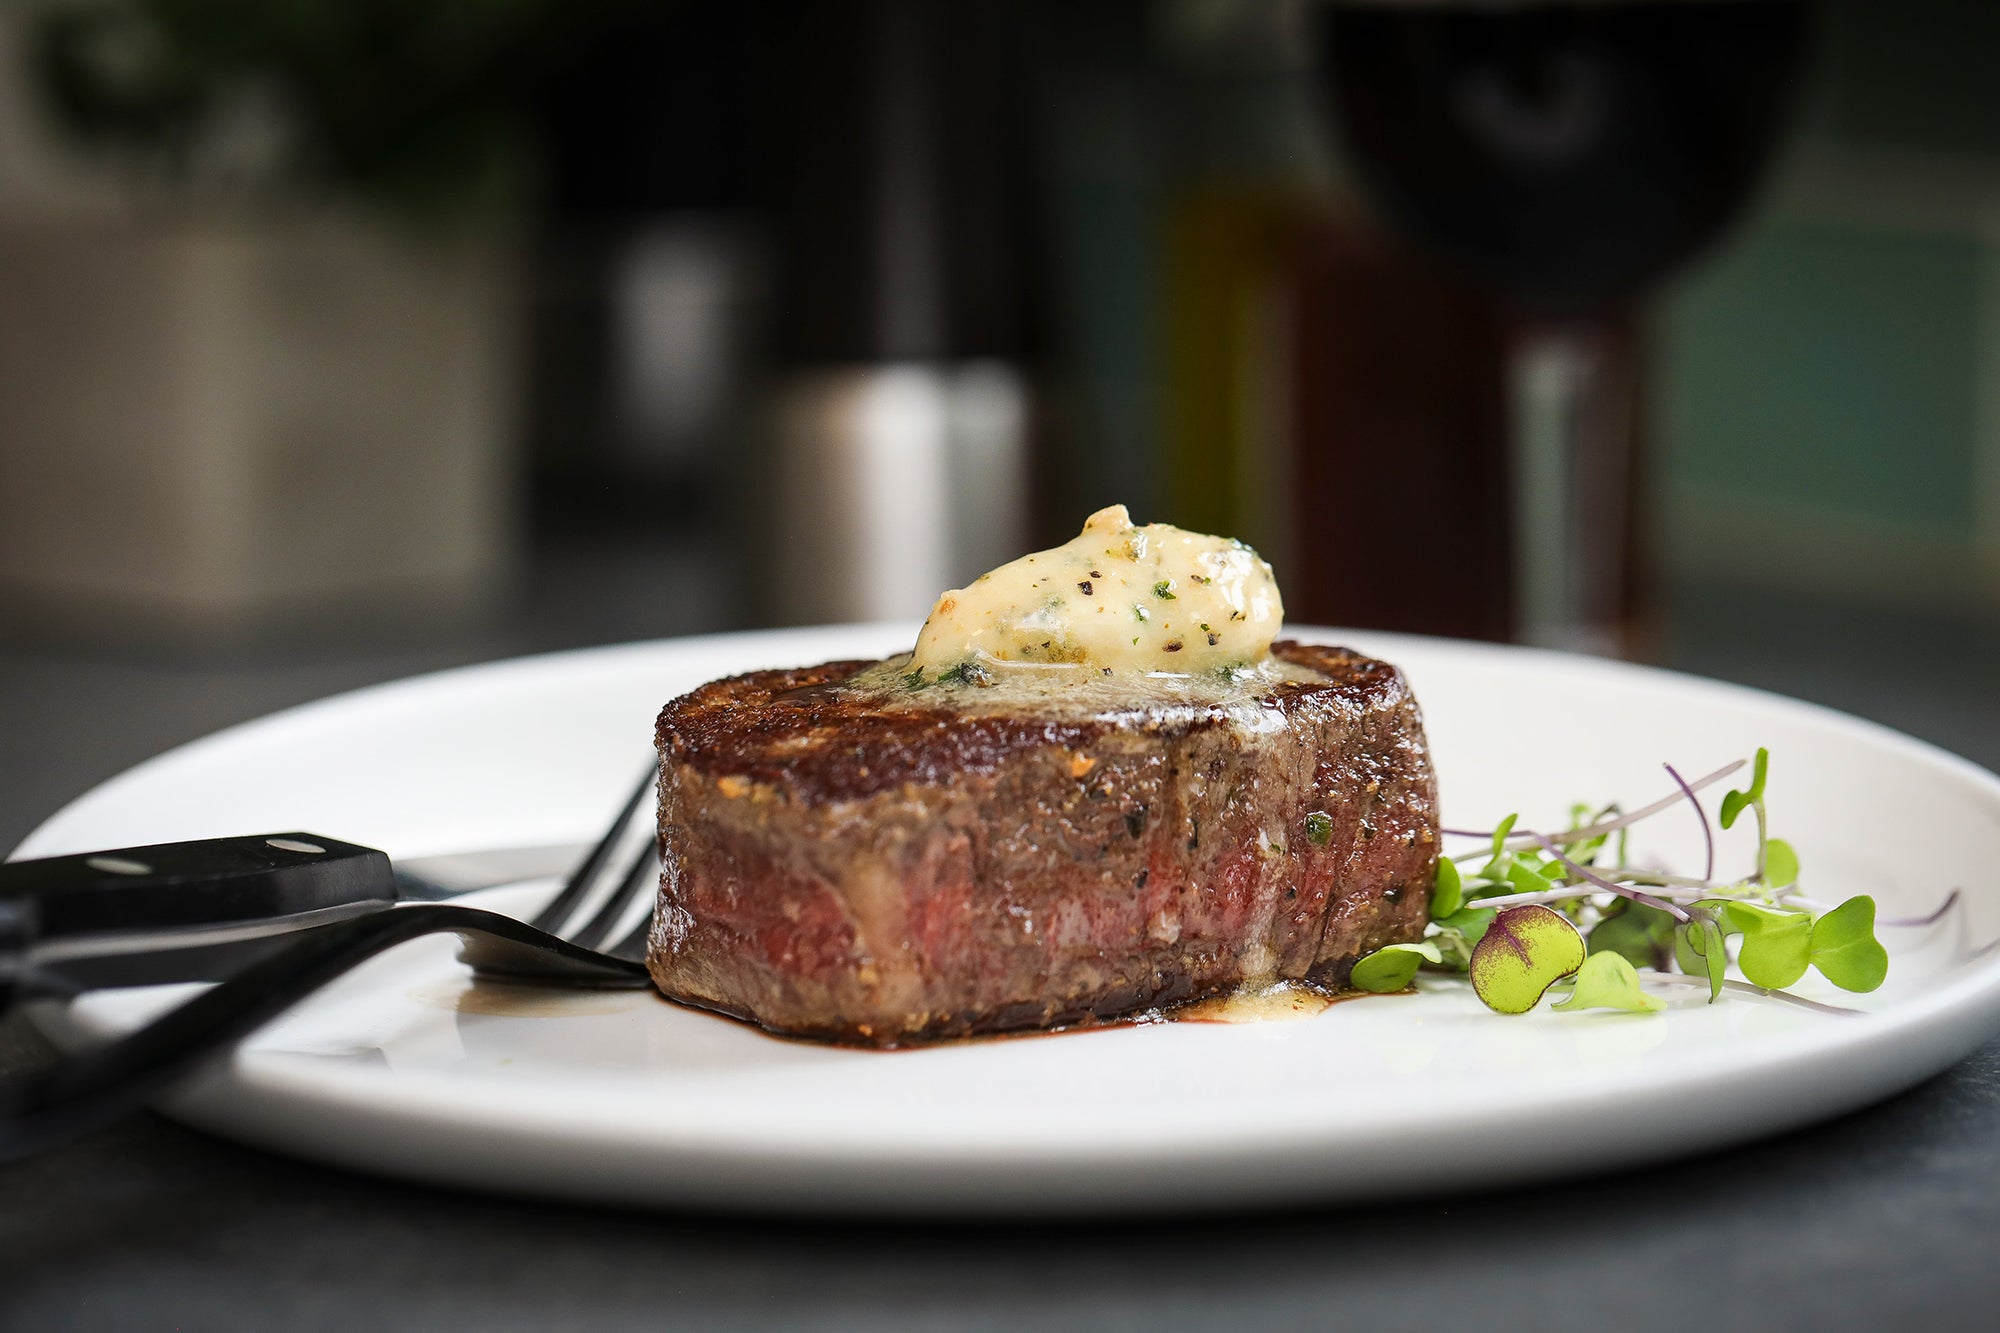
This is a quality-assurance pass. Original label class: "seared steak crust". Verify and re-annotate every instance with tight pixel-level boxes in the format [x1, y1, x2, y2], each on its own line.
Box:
[649, 641, 1438, 1045]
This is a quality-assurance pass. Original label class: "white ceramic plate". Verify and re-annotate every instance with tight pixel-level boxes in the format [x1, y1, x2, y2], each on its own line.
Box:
[16, 625, 2000, 1216]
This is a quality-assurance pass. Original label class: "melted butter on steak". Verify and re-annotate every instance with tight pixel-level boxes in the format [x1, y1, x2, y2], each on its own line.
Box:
[649, 640, 1440, 1046]
[841, 650, 1326, 729]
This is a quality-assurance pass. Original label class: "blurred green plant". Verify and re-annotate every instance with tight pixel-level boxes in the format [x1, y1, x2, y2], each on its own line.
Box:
[24, 0, 649, 224]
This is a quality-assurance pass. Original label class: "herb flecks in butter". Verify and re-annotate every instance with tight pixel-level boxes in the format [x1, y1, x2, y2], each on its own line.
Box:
[909, 504, 1283, 677]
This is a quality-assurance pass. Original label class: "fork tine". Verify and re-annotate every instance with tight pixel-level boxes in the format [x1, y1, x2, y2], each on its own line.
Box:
[530, 764, 656, 934]
[565, 840, 658, 952]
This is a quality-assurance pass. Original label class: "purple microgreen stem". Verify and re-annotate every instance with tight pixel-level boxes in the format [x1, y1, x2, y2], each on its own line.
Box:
[1659, 875, 1833, 914]
[1879, 889, 1963, 929]
[1464, 870, 1835, 918]
[1462, 880, 1713, 913]
[1457, 885, 1613, 913]
[1646, 973, 1863, 1017]
[1529, 833, 1692, 923]
[1442, 759, 1746, 848]
[1663, 762, 1714, 884]
[1617, 871, 1720, 890]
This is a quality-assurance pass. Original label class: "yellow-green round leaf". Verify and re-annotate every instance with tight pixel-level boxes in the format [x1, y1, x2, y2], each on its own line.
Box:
[1469, 905, 1587, 1014]
[1551, 951, 1665, 1013]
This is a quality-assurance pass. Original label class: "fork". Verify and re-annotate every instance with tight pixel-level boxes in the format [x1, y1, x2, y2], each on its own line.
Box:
[0, 768, 662, 1160]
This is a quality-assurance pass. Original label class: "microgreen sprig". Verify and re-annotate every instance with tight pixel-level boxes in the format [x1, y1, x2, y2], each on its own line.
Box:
[1719, 747, 1800, 890]
[1351, 749, 1908, 1018]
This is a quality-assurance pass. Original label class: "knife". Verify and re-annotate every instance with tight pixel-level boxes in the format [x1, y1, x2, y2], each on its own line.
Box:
[0, 834, 587, 1002]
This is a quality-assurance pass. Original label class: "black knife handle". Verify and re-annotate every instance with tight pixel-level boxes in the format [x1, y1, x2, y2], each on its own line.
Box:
[0, 834, 397, 993]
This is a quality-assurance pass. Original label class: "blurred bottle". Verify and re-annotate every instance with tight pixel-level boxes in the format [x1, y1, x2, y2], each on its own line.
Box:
[1274, 209, 1518, 641]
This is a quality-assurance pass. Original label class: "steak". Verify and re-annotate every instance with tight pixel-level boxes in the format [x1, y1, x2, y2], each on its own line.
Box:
[648, 640, 1438, 1045]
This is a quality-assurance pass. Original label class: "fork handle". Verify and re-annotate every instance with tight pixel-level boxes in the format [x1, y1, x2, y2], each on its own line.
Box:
[0, 904, 648, 1160]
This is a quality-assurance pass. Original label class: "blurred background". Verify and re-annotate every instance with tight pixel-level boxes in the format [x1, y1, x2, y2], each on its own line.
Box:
[2, 0, 1999, 847]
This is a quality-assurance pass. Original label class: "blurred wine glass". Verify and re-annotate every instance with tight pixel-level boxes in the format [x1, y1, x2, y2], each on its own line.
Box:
[1317, 0, 1808, 652]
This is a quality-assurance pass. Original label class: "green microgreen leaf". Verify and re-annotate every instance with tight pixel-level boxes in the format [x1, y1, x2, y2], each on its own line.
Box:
[1427, 905, 1497, 972]
[1431, 855, 1463, 918]
[1723, 902, 1813, 989]
[1506, 856, 1562, 896]
[1763, 838, 1800, 889]
[1674, 911, 1728, 1002]
[1720, 748, 1767, 830]
[1469, 905, 1587, 1014]
[1562, 802, 1615, 864]
[1486, 813, 1518, 870]
[1586, 898, 1677, 972]
[1438, 906, 1496, 946]
[1350, 940, 1443, 993]
[1303, 810, 1334, 847]
[1551, 951, 1665, 1014]
[1564, 830, 1610, 866]
[1811, 896, 1889, 992]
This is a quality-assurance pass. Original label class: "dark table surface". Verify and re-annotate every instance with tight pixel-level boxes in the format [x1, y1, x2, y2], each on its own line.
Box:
[5, 576, 1999, 1332]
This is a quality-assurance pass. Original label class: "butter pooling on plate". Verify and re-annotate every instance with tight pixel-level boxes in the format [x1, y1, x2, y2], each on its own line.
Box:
[908, 504, 1283, 679]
